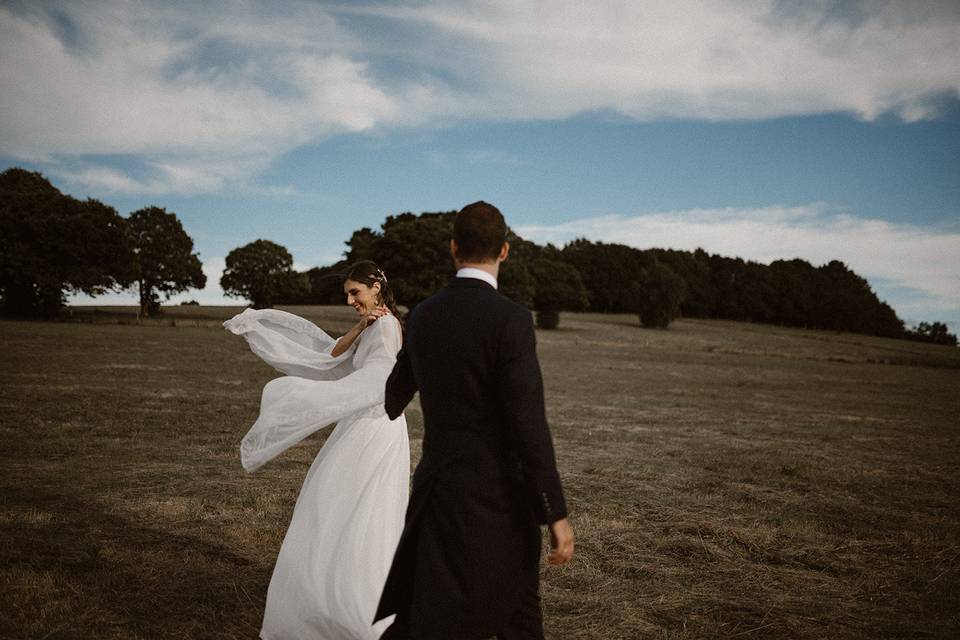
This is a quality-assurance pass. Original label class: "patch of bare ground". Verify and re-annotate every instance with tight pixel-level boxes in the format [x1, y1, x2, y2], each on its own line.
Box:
[1, 310, 958, 638]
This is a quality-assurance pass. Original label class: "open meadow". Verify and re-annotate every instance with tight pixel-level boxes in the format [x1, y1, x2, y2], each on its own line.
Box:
[1, 307, 958, 639]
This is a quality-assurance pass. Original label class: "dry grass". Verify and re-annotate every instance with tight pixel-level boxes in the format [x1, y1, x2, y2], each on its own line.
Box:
[1, 308, 958, 639]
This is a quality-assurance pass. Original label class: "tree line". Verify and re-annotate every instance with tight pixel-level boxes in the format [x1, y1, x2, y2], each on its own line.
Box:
[222, 208, 955, 345]
[1, 168, 955, 346]
[0, 168, 204, 318]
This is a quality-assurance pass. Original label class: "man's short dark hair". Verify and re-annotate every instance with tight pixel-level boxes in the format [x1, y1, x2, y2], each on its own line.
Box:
[453, 201, 507, 262]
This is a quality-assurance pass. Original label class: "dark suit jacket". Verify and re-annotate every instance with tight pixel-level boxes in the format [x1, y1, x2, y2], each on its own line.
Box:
[375, 276, 567, 639]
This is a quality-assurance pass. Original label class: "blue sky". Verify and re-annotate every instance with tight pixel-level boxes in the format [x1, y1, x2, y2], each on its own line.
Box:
[1, 1, 958, 329]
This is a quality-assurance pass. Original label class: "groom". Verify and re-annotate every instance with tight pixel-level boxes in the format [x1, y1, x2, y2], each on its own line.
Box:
[375, 201, 574, 640]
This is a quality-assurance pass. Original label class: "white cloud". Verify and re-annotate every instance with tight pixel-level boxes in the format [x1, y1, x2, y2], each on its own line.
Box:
[0, 1, 398, 193]
[2, 1, 959, 195]
[343, 0, 960, 121]
[54, 166, 145, 194]
[513, 204, 960, 325]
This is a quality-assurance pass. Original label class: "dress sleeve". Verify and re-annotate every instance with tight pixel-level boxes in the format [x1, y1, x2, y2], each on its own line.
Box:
[223, 308, 356, 380]
[355, 310, 400, 353]
[385, 312, 417, 420]
[230, 312, 403, 473]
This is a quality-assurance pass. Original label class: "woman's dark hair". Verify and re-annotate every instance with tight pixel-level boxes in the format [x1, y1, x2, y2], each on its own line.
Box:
[453, 201, 507, 262]
[344, 260, 403, 328]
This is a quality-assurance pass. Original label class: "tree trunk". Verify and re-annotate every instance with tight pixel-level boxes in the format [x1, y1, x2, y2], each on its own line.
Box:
[535, 309, 560, 330]
[138, 280, 150, 318]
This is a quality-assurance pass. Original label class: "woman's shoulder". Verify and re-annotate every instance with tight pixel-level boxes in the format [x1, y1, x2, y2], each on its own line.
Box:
[383, 312, 403, 334]
[366, 312, 401, 337]
[356, 313, 402, 358]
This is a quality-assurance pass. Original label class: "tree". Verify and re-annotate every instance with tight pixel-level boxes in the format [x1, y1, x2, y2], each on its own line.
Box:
[310, 212, 914, 341]
[498, 259, 536, 308]
[127, 206, 206, 317]
[561, 239, 647, 313]
[652, 248, 713, 318]
[812, 260, 904, 338]
[494, 231, 547, 308]
[629, 246, 906, 338]
[295, 261, 350, 305]
[0, 168, 135, 317]
[528, 257, 588, 329]
[345, 228, 378, 263]
[767, 259, 818, 327]
[630, 259, 687, 328]
[340, 210, 563, 311]
[341, 211, 457, 310]
[374, 212, 457, 308]
[221, 239, 300, 309]
[907, 322, 958, 347]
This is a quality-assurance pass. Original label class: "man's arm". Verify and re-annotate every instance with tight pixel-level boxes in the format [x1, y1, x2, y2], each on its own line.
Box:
[497, 308, 569, 527]
[385, 345, 417, 420]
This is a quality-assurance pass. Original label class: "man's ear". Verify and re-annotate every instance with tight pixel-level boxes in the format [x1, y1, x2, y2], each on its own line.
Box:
[498, 241, 510, 262]
[450, 239, 460, 264]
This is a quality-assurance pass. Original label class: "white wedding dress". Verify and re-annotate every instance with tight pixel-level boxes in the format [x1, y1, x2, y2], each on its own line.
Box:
[224, 308, 409, 640]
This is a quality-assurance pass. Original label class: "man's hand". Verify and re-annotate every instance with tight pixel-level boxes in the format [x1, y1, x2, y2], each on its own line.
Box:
[547, 518, 574, 565]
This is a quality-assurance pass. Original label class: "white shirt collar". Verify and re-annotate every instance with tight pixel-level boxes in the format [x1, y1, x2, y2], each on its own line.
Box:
[456, 267, 498, 289]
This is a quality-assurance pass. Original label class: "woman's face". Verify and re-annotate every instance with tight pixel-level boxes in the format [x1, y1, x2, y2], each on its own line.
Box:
[343, 279, 380, 315]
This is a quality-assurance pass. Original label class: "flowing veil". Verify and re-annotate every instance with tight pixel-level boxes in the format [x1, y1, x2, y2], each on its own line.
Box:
[223, 307, 402, 472]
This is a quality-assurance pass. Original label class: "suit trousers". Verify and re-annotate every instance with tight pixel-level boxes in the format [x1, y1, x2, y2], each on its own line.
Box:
[378, 578, 544, 640]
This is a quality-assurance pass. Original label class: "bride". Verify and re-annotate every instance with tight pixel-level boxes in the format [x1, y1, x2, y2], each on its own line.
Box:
[223, 260, 409, 640]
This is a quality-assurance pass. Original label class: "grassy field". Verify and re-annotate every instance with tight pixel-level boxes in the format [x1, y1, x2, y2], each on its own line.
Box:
[1, 306, 958, 639]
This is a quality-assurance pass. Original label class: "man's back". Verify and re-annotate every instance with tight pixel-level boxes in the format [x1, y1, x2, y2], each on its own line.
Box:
[377, 276, 567, 639]
[377, 200, 572, 640]
[405, 278, 526, 447]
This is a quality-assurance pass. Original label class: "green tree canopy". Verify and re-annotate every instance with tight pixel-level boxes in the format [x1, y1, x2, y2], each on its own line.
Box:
[559, 239, 908, 336]
[629, 259, 687, 328]
[292, 261, 350, 306]
[303, 212, 912, 340]
[343, 211, 541, 310]
[907, 321, 958, 347]
[495, 231, 546, 309]
[221, 239, 301, 309]
[561, 239, 647, 313]
[0, 168, 135, 317]
[498, 259, 535, 309]
[343, 211, 454, 308]
[811, 260, 904, 337]
[528, 257, 588, 329]
[127, 206, 206, 317]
